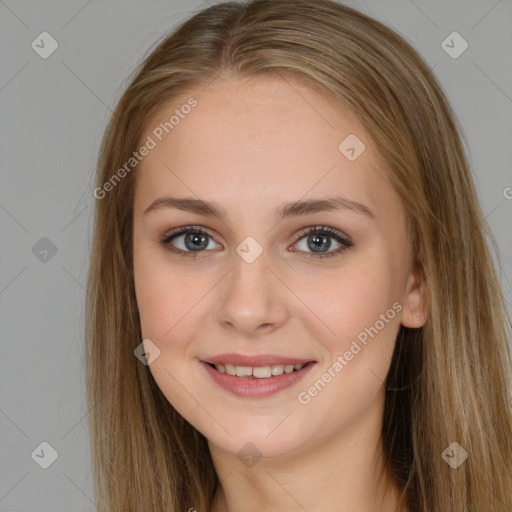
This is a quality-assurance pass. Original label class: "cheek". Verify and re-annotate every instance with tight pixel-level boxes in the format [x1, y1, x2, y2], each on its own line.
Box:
[309, 258, 400, 345]
[133, 246, 210, 343]
[133, 253, 209, 416]
[298, 261, 402, 402]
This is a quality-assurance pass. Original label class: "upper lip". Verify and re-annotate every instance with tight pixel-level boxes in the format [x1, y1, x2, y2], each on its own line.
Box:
[202, 353, 316, 367]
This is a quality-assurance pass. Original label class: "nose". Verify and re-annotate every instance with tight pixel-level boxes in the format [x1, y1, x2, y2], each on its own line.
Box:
[215, 245, 289, 336]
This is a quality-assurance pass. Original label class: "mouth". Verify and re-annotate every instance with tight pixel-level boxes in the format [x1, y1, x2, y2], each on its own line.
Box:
[200, 358, 316, 398]
[205, 361, 314, 379]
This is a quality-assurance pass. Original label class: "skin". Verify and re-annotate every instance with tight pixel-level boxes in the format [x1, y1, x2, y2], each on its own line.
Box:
[132, 73, 427, 512]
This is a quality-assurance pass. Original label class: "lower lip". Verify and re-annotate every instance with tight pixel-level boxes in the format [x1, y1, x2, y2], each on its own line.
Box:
[200, 361, 316, 398]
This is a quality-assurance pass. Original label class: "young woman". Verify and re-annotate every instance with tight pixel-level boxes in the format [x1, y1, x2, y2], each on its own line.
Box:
[85, 1, 512, 511]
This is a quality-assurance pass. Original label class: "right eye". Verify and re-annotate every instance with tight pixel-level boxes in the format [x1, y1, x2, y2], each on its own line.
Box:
[159, 226, 222, 257]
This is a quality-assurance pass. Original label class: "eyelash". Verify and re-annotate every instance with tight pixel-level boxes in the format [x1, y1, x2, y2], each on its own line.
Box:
[159, 225, 353, 260]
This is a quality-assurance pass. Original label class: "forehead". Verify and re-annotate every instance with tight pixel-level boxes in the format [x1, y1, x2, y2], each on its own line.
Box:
[134, 74, 391, 220]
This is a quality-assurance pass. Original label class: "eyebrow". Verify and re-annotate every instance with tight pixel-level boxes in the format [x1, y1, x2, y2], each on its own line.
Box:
[143, 195, 374, 221]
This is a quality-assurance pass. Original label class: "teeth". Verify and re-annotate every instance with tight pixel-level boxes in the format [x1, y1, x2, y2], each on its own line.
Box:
[253, 366, 272, 378]
[271, 364, 285, 376]
[213, 362, 306, 378]
[225, 364, 236, 376]
[235, 366, 252, 377]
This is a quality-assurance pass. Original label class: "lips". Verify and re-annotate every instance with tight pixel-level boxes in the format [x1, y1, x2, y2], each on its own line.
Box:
[200, 358, 316, 398]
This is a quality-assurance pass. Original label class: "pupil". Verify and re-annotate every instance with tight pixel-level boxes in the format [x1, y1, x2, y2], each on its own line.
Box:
[308, 234, 331, 252]
[185, 232, 208, 251]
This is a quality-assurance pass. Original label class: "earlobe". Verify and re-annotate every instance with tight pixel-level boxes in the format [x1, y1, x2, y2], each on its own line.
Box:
[400, 265, 428, 328]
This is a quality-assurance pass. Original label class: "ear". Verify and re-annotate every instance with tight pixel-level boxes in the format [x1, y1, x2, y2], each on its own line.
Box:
[400, 261, 428, 328]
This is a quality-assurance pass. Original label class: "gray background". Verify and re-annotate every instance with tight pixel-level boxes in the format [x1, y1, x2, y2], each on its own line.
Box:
[1, 0, 511, 510]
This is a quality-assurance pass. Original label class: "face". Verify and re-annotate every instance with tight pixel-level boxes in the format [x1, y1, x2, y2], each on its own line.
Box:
[132, 74, 426, 459]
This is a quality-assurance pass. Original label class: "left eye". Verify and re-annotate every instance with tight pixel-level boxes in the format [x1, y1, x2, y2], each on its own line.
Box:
[159, 225, 353, 259]
[292, 226, 353, 259]
[297, 226, 353, 258]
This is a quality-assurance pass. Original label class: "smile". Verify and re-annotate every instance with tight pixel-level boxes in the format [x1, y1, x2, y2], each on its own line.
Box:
[200, 360, 316, 398]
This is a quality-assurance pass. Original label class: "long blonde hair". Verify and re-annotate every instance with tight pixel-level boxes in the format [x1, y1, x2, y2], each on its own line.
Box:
[85, 1, 512, 510]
